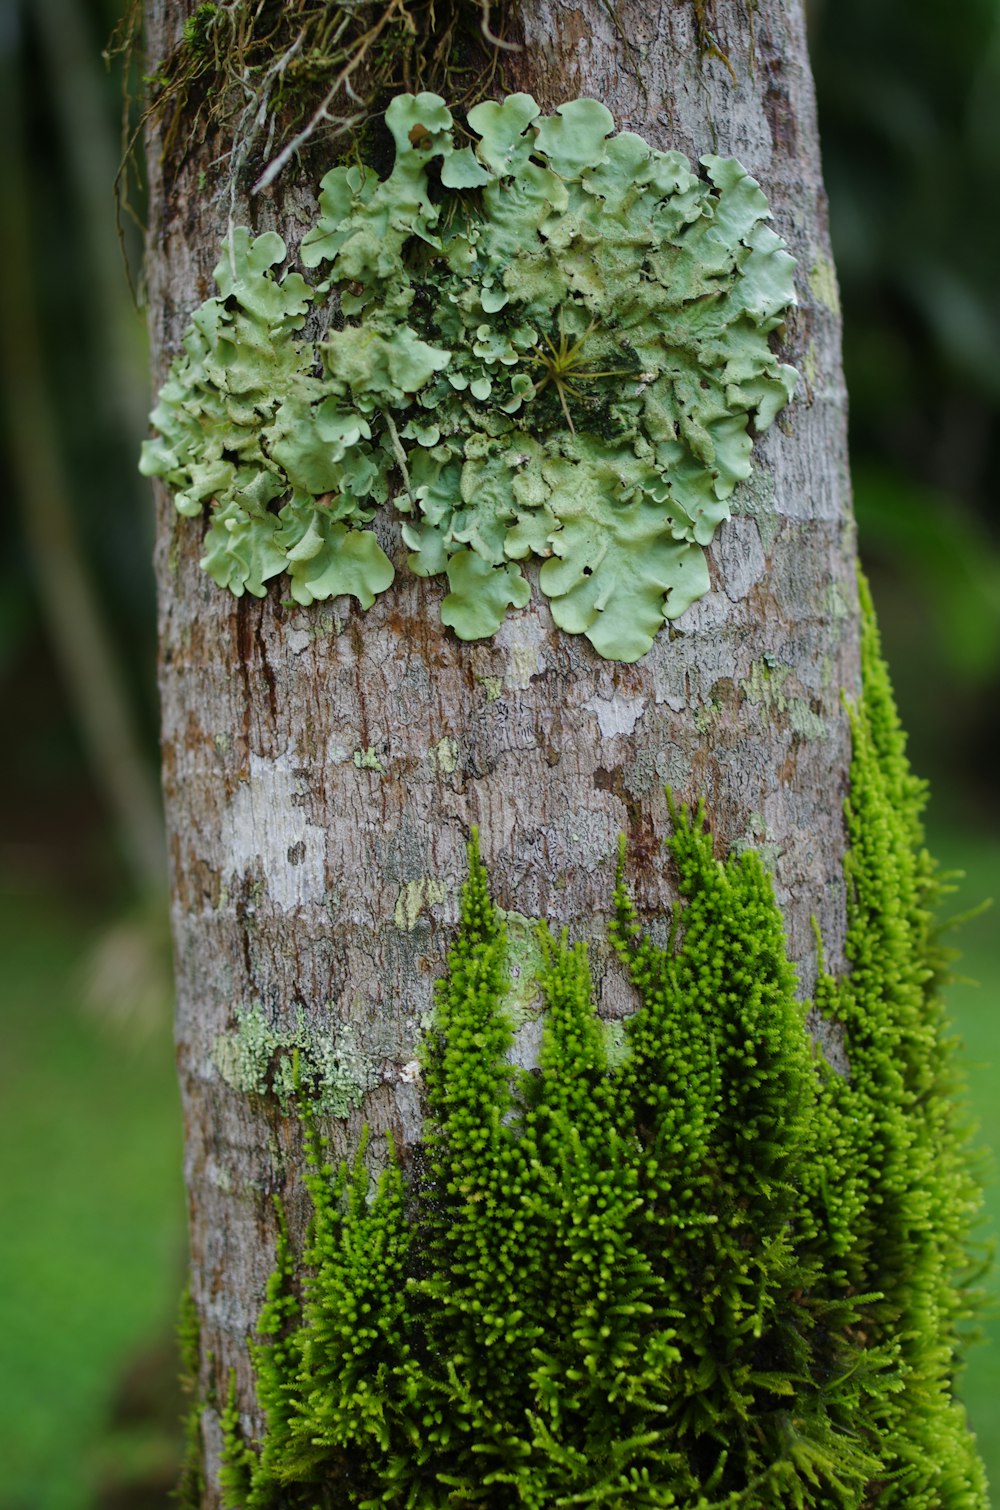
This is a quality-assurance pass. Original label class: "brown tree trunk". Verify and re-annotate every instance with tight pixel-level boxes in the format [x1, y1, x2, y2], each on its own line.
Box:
[144, 2, 855, 1499]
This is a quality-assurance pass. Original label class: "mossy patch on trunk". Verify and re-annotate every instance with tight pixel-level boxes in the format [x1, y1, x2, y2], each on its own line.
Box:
[211, 583, 988, 1507]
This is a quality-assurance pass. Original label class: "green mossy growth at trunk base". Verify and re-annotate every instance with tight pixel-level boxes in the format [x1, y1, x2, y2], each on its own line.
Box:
[216, 587, 987, 1507]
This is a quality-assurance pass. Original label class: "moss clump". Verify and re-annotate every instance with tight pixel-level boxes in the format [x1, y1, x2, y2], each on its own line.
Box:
[217, 588, 986, 1506]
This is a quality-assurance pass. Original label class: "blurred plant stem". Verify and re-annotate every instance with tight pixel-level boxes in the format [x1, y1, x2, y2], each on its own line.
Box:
[35, 0, 150, 443]
[0, 5, 165, 897]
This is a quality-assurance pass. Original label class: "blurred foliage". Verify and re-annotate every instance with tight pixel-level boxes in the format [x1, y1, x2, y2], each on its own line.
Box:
[0, 0, 156, 900]
[0, 877, 184, 1510]
[810, 0, 1000, 816]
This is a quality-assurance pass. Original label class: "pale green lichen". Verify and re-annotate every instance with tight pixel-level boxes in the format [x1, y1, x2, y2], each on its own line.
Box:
[743, 654, 791, 709]
[788, 699, 827, 740]
[213, 1002, 370, 1116]
[142, 92, 798, 662]
[743, 657, 826, 739]
[393, 877, 449, 931]
[694, 695, 723, 733]
[496, 908, 546, 1024]
[803, 337, 820, 391]
[431, 736, 459, 774]
[825, 580, 852, 623]
[601, 1016, 629, 1068]
[352, 747, 385, 772]
[731, 809, 783, 871]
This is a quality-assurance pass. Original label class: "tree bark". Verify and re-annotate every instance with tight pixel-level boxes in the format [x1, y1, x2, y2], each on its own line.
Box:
[144, 2, 856, 1498]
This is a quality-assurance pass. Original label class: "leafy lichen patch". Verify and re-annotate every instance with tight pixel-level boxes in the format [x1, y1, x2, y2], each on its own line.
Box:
[142, 93, 798, 662]
[212, 1002, 371, 1116]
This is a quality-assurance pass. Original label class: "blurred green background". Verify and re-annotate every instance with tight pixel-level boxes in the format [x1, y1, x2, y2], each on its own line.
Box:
[0, 0, 997, 1504]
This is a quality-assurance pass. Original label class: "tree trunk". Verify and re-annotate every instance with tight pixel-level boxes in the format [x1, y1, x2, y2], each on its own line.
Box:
[145, 2, 856, 1499]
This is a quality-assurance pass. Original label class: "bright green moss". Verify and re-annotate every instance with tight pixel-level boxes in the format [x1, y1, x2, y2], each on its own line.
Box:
[142, 93, 797, 662]
[217, 586, 986, 1506]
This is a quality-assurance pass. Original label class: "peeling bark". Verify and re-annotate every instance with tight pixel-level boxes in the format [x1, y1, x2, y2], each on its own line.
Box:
[143, 3, 856, 1498]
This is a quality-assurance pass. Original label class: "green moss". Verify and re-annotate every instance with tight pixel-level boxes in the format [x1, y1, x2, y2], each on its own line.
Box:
[216, 585, 986, 1506]
[142, 93, 797, 662]
[182, 3, 221, 54]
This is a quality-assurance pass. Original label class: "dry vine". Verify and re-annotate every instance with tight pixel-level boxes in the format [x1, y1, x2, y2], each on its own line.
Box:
[107, 0, 518, 259]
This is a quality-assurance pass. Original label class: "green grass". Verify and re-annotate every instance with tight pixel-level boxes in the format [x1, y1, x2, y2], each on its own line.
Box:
[0, 881, 185, 1510]
[0, 827, 995, 1508]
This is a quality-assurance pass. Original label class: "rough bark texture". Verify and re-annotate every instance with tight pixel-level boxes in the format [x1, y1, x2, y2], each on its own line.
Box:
[144, 2, 856, 1497]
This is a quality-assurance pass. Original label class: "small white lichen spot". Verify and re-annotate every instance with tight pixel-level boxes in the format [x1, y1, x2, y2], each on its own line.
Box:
[286, 627, 313, 655]
[494, 615, 546, 690]
[583, 692, 648, 739]
[399, 1059, 422, 1084]
[221, 751, 326, 910]
[509, 1015, 545, 1072]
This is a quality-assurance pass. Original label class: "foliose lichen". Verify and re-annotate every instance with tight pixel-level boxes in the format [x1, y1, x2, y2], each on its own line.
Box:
[215, 587, 986, 1507]
[141, 92, 798, 662]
